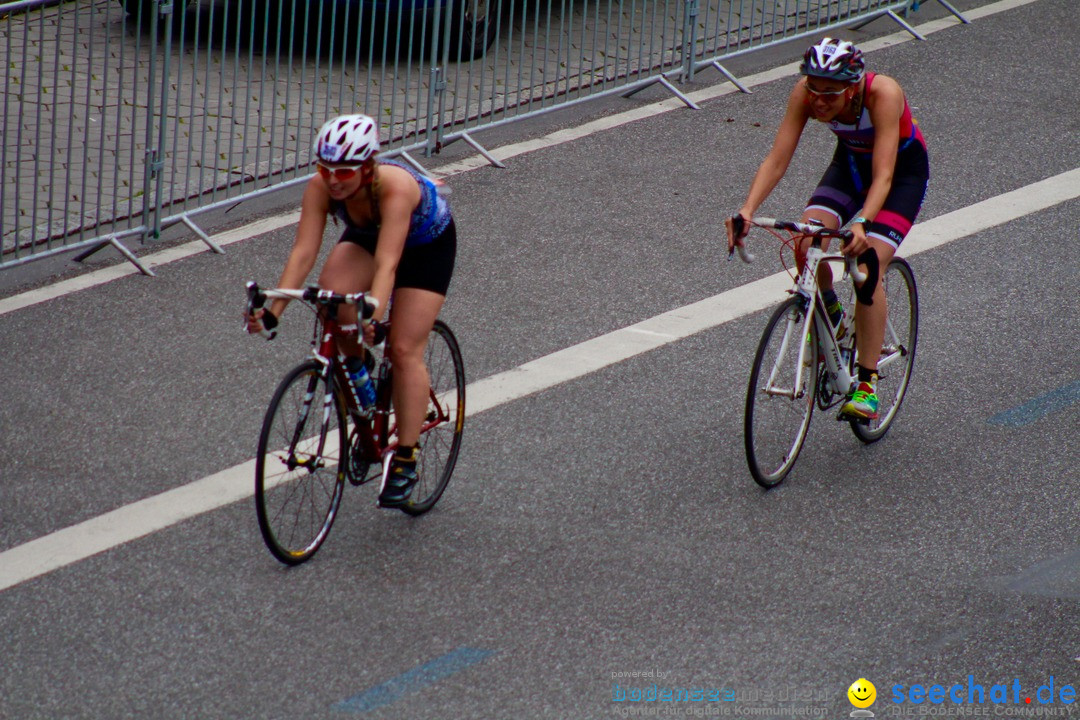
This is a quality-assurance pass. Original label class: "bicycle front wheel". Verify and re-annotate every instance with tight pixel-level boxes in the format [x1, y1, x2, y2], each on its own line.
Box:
[745, 297, 818, 488]
[851, 257, 918, 443]
[400, 320, 466, 516]
[255, 360, 347, 564]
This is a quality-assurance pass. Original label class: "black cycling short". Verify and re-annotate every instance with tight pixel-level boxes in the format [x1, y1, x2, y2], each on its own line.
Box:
[806, 141, 929, 249]
[338, 218, 457, 296]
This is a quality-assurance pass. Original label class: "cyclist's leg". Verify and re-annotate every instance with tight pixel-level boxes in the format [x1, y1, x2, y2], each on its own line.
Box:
[317, 236, 376, 356]
[802, 148, 861, 293]
[852, 237, 897, 372]
[376, 222, 456, 508]
[386, 288, 445, 447]
[840, 237, 895, 421]
[851, 164, 926, 373]
[796, 207, 841, 288]
[377, 287, 445, 506]
[842, 184, 920, 420]
[383, 222, 456, 448]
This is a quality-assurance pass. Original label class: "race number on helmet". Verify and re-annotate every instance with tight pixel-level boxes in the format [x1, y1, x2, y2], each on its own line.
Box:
[800, 38, 865, 83]
[313, 115, 380, 164]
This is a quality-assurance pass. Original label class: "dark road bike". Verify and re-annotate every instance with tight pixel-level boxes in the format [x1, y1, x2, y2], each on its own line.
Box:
[245, 282, 465, 564]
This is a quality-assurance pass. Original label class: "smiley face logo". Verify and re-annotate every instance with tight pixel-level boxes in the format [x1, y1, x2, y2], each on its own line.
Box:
[848, 678, 877, 709]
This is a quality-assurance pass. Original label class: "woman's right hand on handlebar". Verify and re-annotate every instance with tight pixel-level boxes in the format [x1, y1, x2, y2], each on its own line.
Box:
[725, 212, 750, 254]
[244, 307, 278, 336]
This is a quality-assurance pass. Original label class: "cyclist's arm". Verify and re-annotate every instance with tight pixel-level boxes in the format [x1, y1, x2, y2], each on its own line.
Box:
[368, 166, 422, 320]
[268, 176, 331, 319]
[737, 83, 811, 220]
[859, 76, 905, 228]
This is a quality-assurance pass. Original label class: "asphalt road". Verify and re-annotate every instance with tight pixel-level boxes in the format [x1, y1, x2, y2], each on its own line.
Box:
[1, 0, 1078, 718]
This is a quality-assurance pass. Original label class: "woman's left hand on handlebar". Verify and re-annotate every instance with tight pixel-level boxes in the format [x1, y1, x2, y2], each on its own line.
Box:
[844, 223, 871, 257]
[362, 320, 386, 347]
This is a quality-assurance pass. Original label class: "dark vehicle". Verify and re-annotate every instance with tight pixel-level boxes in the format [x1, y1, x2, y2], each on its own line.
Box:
[119, 0, 500, 60]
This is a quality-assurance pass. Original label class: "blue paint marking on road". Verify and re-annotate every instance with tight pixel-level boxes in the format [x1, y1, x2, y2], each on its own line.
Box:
[987, 380, 1080, 427]
[334, 647, 496, 713]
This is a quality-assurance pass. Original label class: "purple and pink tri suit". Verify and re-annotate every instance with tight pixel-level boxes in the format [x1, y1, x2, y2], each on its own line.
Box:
[806, 72, 929, 249]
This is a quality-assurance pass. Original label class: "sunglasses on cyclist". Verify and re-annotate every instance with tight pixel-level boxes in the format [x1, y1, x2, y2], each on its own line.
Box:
[316, 162, 365, 180]
[805, 83, 850, 98]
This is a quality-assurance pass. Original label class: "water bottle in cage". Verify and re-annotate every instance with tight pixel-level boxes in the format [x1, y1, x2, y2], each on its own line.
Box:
[344, 354, 377, 413]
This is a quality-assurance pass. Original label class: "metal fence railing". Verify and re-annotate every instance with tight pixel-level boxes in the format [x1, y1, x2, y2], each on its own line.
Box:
[1, 0, 967, 274]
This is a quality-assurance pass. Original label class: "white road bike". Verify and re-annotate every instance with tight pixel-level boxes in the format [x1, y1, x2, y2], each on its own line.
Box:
[733, 217, 919, 488]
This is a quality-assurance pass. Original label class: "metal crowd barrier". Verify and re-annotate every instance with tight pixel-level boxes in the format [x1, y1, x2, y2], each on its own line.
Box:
[0, 0, 967, 274]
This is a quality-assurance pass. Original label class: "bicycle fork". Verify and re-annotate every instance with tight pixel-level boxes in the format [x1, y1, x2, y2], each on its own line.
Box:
[284, 364, 336, 472]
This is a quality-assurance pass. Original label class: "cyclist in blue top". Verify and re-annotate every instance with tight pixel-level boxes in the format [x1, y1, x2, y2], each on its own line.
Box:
[245, 114, 457, 507]
[726, 37, 929, 421]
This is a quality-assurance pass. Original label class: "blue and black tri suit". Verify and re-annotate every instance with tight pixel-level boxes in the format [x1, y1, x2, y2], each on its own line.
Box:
[330, 160, 456, 296]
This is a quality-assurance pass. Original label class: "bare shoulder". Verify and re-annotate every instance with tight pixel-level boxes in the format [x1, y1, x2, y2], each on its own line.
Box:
[784, 79, 813, 118]
[869, 73, 905, 101]
[788, 78, 811, 104]
[867, 73, 906, 117]
[378, 162, 419, 189]
[376, 162, 421, 211]
[302, 173, 331, 210]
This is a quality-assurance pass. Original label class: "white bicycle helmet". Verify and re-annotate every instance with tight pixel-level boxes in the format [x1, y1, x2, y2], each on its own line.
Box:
[800, 37, 865, 83]
[313, 114, 380, 164]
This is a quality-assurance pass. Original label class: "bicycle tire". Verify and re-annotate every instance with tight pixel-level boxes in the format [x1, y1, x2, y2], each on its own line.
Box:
[399, 320, 466, 515]
[255, 360, 347, 565]
[745, 297, 818, 488]
[851, 257, 918, 443]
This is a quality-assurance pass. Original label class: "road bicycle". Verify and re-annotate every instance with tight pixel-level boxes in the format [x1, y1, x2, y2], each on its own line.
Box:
[733, 217, 918, 488]
[245, 282, 465, 565]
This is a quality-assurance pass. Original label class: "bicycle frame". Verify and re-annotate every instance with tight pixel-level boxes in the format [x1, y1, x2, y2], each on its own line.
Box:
[746, 220, 863, 406]
[791, 246, 858, 402]
[791, 243, 910, 400]
[313, 311, 457, 493]
[312, 313, 401, 489]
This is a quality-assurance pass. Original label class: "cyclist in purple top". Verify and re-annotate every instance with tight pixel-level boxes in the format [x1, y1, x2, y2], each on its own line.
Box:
[245, 114, 456, 507]
[726, 37, 929, 420]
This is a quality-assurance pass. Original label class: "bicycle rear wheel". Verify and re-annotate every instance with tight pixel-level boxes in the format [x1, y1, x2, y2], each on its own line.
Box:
[255, 360, 347, 564]
[400, 320, 466, 515]
[745, 297, 818, 488]
[851, 257, 918, 443]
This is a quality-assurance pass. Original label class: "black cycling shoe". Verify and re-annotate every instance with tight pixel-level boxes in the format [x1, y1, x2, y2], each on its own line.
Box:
[378, 448, 418, 508]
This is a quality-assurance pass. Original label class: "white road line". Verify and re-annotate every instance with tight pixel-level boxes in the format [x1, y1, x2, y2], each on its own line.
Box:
[0, 0, 1035, 317]
[1, 167, 1077, 593]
